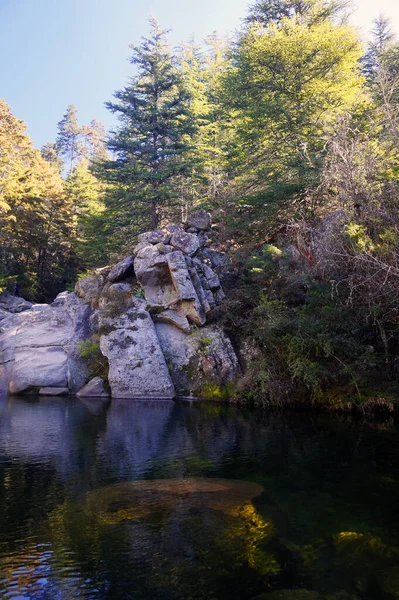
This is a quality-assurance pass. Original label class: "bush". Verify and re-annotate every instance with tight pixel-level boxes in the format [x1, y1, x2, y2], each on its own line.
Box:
[77, 339, 109, 380]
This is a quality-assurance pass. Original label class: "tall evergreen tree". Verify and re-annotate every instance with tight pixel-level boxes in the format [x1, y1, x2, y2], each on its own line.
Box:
[179, 34, 232, 210]
[224, 0, 364, 234]
[363, 15, 395, 83]
[0, 100, 77, 299]
[81, 119, 108, 162]
[41, 142, 63, 172]
[56, 104, 81, 174]
[65, 159, 107, 267]
[247, 0, 348, 26]
[96, 17, 197, 232]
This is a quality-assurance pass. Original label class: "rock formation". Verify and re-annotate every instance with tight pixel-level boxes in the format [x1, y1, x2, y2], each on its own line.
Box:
[0, 211, 239, 399]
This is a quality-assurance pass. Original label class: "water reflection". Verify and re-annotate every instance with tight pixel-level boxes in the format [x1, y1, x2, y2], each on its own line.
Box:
[0, 397, 397, 599]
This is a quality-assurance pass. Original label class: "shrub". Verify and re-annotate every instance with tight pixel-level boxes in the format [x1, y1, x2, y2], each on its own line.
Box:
[77, 339, 109, 380]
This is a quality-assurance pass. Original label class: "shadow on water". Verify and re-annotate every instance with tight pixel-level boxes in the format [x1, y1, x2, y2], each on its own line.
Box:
[0, 396, 397, 599]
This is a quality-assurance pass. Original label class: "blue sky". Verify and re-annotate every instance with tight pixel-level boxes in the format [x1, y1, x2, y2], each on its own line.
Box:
[1, 0, 398, 149]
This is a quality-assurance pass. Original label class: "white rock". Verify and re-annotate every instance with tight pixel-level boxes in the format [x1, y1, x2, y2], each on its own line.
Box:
[0, 295, 90, 395]
[100, 305, 175, 399]
[9, 346, 68, 394]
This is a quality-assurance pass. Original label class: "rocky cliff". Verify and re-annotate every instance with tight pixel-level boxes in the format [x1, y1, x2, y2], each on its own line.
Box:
[0, 211, 239, 400]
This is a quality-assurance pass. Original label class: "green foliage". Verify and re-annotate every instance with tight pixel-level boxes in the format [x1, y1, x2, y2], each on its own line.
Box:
[56, 104, 81, 174]
[0, 100, 80, 301]
[77, 339, 109, 380]
[95, 17, 199, 236]
[222, 3, 364, 235]
[64, 159, 108, 268]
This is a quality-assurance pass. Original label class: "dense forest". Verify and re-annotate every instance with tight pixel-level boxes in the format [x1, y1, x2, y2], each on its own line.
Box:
[2, 0, 399, 408]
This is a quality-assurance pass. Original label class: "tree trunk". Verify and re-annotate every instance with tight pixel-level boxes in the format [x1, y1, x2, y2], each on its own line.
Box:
[151, 200, 158, 230]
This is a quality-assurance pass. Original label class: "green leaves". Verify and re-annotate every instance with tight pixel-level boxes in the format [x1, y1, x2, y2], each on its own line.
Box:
[97, 18, 198, 233]
[222, 4, 364, 234]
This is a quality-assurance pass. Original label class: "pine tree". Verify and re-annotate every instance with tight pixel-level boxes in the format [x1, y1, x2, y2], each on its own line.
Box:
[96, 17, 197, 233]
[363, 15, 395, 83]
[41, 142, 63, 172]
[81, 119, 108, 163]
[0, 100, 77, 299]
[56, 104, 81, 174]
[65, 159, 107, 267]
[246, 0, 348, 26]
[224, 0, 364, 234]
[178, 34, 232, 211]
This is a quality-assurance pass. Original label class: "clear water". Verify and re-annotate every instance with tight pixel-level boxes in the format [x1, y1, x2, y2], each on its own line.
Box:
[0, 396, 398, 600]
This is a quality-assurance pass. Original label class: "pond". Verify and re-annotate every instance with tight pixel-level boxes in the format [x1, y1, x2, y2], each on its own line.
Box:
[0, 396, 397, 600]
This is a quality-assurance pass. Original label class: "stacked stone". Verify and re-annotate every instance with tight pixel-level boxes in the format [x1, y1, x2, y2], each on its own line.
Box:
[133, 210, 224, 333]
[0, 211, 239, 400]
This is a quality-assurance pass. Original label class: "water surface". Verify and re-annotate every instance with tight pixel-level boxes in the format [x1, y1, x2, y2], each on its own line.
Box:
[0, 396, 398, 599]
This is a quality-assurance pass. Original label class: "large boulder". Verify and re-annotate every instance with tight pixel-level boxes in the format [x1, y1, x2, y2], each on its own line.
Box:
[100, 300, 175, 399]
[184, 209, 211, 231]
[170, 231, 200, 256]
[155, 323, 239, 397]
[138, 230, 171, 245]
[0, 212, 240, 401]
[0, 291, 32, 314]
[75, 270, 106, 306]
[107, 255, 135, 283]
[0, 293, 90, 395]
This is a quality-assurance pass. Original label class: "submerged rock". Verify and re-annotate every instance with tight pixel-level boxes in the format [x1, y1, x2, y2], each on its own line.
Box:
[85, 478, 264, 522]
[253, 592, 323, 600]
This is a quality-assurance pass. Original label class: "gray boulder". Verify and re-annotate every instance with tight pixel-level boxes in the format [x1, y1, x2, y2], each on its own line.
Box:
[138, 230, 171, 245]
[134, 253, 178, 309]
[9, 346, 69, 394]
[1, 293, 90, 395]
[170, 231, 200, 256]
[39, 387, 69, 396]
[75, 271, 105, 306]
[134, 249, 207, 326]
[100, 301, 175, 399]
[0, 291, 32, 314]
[155, 323, 239, 396]
[77, 377, 109, 398]
[185, 209, 211, 231]
[107, 255, 135, 283]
